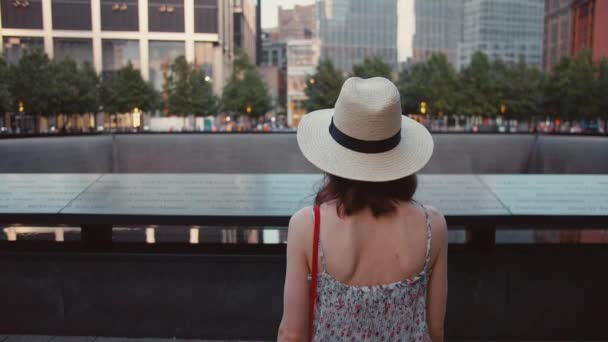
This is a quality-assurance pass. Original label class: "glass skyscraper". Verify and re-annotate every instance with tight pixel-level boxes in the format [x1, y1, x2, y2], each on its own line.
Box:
[412, 0, 464, 68]
[317, 0, 398, 72]
[457, 0, 545, 70]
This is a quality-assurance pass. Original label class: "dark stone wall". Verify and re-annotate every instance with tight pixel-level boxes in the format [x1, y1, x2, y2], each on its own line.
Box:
[1, 133, 608, 174]
[528, 135, 608, 173]
[111, 134, 314, 173]
[0, 135, 113, 173]
[0, 245, 606, 340]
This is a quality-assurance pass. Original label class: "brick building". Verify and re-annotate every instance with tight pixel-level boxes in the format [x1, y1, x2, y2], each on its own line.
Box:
[570, 0, 608, 61]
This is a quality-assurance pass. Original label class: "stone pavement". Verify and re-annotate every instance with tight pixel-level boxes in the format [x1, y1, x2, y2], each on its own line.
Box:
[2, 337, 606, 342]
[0, 337, 268, 342]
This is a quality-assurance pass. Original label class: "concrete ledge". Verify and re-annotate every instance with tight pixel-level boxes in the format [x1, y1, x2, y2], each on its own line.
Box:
[1, 134, 608, 174]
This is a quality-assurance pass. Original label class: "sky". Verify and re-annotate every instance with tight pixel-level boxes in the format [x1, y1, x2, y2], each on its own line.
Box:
[260, 0, 415, 61]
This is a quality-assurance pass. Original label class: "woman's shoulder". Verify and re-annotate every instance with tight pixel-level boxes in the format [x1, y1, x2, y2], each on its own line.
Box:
[286, 206, 317, 266]
[289, 205, 315, 228]
[421, 204, 448, 249]
[287, 206, 315, 241]
[423, 205, 446, 227]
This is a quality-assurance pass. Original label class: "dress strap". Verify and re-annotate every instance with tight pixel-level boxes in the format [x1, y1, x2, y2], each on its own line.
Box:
[312, 205, 327, 272]
[309, 204, 321, 341]
[412, 200, 432, 274]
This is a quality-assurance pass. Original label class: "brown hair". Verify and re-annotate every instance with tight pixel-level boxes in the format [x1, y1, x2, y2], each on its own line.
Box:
[314, 173, 418, 218]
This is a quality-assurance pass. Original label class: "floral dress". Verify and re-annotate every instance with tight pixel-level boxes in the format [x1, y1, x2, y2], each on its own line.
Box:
[308, 202, 432, 341]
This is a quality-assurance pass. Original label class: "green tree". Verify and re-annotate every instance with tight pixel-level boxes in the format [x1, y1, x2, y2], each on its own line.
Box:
[303, 59, 345, 112]
[8, 48, 55, 116]
[76, 62, 100, 114]
[395, 67, 419, 115]
[50, 58, 81, 116]
[49, 59, 99, 130]
[221, 51, 272, 116]
[496, 59, 546, 119]
[168, 56, 191, 116]
[352, 56, 393, 80]
[168, 56, 217, 116]
[597, 58, 608, 119]
[8, 48, 55, 132]
[0, 55, 12, 114]
[458, 52, 496, 115]
[100, 62, 158, 113]
[190, 67, 218, 116]
[544, 50, 599, 121]
[396, 53, 459, 115]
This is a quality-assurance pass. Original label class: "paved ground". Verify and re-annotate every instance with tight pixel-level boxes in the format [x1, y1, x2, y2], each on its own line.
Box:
[2, 337, 606, 342]
[0, 337, 263, 342]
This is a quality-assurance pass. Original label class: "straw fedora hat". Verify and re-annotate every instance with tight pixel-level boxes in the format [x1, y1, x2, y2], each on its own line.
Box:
[297, 77, 434, 182]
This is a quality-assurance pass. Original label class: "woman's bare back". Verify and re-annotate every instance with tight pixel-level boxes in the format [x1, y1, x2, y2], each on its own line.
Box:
[312, 199, 440, 287]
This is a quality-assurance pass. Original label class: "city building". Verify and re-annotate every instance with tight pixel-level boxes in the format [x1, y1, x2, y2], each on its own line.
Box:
[317, 0, 398, 72]
[570, 0, 608, 61]
[260, 31, 287, 116]
[261, 32, 287, 70]
[0, 0, 257, 95]
[278, 4, 315, 41]
[233, 0, 257, 64]
[286, 39, 320, 127]
[457, 0, 545, 70]
[412, 0, 464, 68]
[544, 0, 573, 71]
[266, 3, 318, 128]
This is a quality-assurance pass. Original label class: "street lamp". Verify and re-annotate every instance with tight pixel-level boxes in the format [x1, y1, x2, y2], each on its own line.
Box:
[246, 104, 252, 114]
[309, 78, 316, 85]
[17, 101, 24, 134]
[133, 107, 141, 129]
[420, 101, 427, 115]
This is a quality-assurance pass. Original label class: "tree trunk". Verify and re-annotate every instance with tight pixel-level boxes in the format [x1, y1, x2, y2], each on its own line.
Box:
[34, 113, 40, 134]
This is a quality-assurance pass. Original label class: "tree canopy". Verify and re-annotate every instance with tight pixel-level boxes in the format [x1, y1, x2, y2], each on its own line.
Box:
[458, 52, 496, 115]
[352, 57, 393, 80]
[303, 59, 345, 112]
[0, 55, 12, 114]
[396, 53, 459, 115]
[100, 62, 159, 114]
[8, 48, 55, 116]
[544, 50, 603, 120]
[598, 58, 608, 117]
[3, 48, 608, 127]
[221, 51, 272, 116]
[168, 56, 217, 116]
[49, 58, 100, 116]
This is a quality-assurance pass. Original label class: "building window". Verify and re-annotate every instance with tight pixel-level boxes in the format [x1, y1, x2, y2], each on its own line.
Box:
[272, 50, 279, 66]
[149, 40, 185, 91]
[234, 13, 243, 49]
[194, 0, 218, 33]
[1, 0, 43, 29]
[149, 0, 184, 32]
[101, 0, 138, 31]
[52, 0, 91, 30]
[3, 36, 44, 64]
[194, 41, 215, 82]
[54, 38, 93, 65]
[102, 39, 140, 78]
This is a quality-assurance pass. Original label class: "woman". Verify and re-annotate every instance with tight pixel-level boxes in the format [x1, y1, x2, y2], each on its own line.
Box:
[278, 77, 448, 341]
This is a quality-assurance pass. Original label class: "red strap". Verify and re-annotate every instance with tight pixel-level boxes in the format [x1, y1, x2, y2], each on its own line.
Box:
[308, 204, 320, 341]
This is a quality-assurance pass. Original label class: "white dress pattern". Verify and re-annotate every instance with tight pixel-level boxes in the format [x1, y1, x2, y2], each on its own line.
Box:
[308, 201, 432, 341]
